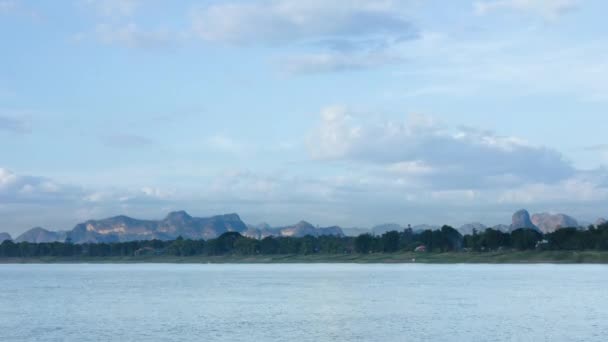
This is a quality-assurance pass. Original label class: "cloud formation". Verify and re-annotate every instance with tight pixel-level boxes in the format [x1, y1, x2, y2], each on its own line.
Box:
[0, 167, 182, 234]
[474, 0, 578, 18]
[190, 0, 417, 45]
[94, 23, 175, 49]
[0, 168, 79, 203]
[0, 115, 30, 134]
[206, 134, 246, 155]
[84, 0, 140, 17]
[309, 106, 574, 188]
[585, 144, 608, 164]
[281, 51, 402, 74]
[189, 0, 418, 73]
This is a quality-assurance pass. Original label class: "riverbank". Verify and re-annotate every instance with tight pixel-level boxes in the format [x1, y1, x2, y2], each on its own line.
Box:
[2, 251, 608, 263]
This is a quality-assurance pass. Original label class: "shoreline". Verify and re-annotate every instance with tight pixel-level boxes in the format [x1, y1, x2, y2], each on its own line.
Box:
[2, 251, 608, 264]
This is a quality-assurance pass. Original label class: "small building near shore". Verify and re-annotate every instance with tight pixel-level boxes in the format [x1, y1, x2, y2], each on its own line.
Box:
[414, 245, 427, 253]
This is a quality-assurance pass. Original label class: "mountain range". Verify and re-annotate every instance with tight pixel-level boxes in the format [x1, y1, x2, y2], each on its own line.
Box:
[509, 210, 588, 233]
[2, 211, 344, 244]
[244, 221, 343, 239]
[67, 211, 250, 243]
[1, 209, 605, 244]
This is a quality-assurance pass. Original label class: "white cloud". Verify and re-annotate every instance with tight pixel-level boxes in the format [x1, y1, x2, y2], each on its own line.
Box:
[474, 0, 578, 18]
[139, 186, 175, 200]
[387, 161, 435, 175]
[498, 175, 608, 204]
[0, 168, 80, 203]
[0, 168, 18, 187]
[190, 0, 417, 45]
[84, 0, 139, 17]
[2, 160, 608, 236]
[431, 189, 479, 202]
[308, 106, 574, 187]
[84, 186, 174, 204]
[583, 145, 608, 166]
[394, 31, 608, 102]
[206, 134, 246, 154]
[95, 23, 174, 49]
[77, 0, 420, 72]
[281, 51, 402, 74]
[189, 0, 418, 73]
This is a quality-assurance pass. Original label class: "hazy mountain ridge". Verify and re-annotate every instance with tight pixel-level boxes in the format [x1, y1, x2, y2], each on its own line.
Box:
[341, 227, 372, 237]
[531, 213, 579, 233]
[15, 227, 67, 243]
[511, 209, 539, 232]
[0, 232, 12, 242]
[372, 223, 403, 236]
[13, 212, 344, 244]
[8, 209, 606, 244]
[244, 221, 344, 239]
[458, 222, 488, 235]
[371, 223, 441, 236]
[67, 211, 248, 243]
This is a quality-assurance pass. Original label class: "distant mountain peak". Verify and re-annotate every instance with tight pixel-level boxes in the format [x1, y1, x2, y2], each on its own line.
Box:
[164, 210, 192, 221]
[250, 222, 271, 230]
[15, 227, 66, 243]
[53, 212, 248, 244]
[0, 232, 12, 242]
[458, 222, 487, 235]
[511, 209, 540, 232]
[531, 212, 578, 233]
[218, 213, 242, 221]
[243, 220, 343, 239]
[295, 220, 314, 227]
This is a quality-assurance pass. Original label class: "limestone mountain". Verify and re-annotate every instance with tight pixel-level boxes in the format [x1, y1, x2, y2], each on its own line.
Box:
[244, 221, 344, 239]
[67, 211, 248, 243]
[510, 209, 540, 232]
[0, 232, 12, 242]
[458, 222, 487, 235]
[596, 218, 607, 226]
[15, 227, 67, 243]
[531, 213, 579, 233]
[244, 223, 274, 239]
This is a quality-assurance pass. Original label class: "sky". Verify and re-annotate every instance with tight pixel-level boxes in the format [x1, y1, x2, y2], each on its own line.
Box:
[1, 0, 608, 236]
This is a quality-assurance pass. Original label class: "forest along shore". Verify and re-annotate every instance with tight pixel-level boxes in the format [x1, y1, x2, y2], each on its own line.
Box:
[2, 251, 608, 264]
[3, 224, 608, 263]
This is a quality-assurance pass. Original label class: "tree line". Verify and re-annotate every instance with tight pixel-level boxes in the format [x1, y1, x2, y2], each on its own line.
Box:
[1, 222, 608, 258]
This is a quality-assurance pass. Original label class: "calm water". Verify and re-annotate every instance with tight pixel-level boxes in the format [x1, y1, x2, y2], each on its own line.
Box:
[0, 264, 606, 342]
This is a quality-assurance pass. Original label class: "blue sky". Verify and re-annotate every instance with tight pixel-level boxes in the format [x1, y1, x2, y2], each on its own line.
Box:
[2, 0, 608, 235]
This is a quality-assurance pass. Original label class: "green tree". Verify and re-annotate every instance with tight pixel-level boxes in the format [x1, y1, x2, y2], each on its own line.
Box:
[511, 228, 542, 250]
[355, 234, 373, 254]
[382, 231, 400, 253]
[440, 225, 463, 251]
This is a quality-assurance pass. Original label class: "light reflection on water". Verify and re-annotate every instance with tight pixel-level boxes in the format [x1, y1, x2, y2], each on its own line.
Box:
[0, 264, 606, 342]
